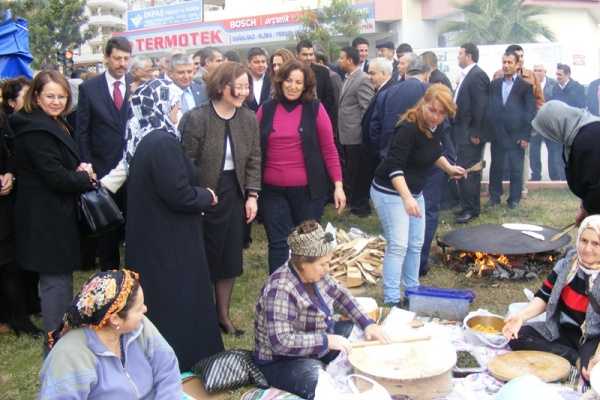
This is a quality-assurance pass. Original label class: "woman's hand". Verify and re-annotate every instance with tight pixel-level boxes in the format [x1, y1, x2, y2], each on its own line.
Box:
[245, 196, 258, 223]
[0, 173, 14, 196]
[206, 188, 218, 206]
[448, 165, 467, 180]
[327, 334, 352, 354]
[502, 314, 524, 340]
[77, 163, 96, 182]
[403, 196, 422, 218]
[168, 102, 181, 125]
[364, 323, 390, 343]
[582, 353, 600, 381]
[333, 182, 346, 215]
[576, 204, 589, 226]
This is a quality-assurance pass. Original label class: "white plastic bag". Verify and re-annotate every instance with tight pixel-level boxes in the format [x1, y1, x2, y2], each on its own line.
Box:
[463, 309, 509, 349]
[314, 370, 392, 400]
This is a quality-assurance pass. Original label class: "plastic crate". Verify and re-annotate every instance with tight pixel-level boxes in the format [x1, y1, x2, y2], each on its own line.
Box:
[405, 286, 475, 321]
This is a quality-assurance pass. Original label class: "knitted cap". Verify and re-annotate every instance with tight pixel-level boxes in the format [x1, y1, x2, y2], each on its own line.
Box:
[287, 221, 335, 257]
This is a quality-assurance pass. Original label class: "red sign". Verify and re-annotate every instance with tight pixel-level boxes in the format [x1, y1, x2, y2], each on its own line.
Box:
[133, 29, 224, 52]
[223, 11, 303, 31]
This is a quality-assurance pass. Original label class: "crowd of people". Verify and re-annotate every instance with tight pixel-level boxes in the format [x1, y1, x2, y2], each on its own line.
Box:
[1, 33, 600, 399]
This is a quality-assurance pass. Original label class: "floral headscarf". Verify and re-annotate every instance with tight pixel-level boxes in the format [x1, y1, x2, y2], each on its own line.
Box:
[124, 78, 182, 171]
[48, 269, 140, 348]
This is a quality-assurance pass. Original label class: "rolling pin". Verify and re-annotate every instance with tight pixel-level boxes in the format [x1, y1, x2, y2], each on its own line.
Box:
[351, 334, 431, 349]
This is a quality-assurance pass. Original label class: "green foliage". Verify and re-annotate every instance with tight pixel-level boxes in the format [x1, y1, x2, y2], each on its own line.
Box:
[296, 0, 366, 61]
[443, 0, 555, 45]
[1, 0, 90, 68]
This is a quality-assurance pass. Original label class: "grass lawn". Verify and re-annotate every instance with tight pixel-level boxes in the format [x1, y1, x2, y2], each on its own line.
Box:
[0, 188, 579, 400]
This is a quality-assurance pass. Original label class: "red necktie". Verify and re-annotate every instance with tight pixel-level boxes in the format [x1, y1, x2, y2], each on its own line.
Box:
[113, 81, 123, 110]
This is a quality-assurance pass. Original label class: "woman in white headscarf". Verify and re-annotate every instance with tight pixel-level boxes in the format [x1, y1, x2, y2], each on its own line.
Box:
[532, 100, 600, 224]
[503, 215, 600, 382]
[123, 79, 224, 372]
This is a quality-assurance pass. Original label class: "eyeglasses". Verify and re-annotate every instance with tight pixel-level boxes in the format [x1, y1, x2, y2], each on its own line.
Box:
[41, 94, 68, 102]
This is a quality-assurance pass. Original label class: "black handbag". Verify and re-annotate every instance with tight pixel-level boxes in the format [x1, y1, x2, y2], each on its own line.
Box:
[79, 183, 124, 236]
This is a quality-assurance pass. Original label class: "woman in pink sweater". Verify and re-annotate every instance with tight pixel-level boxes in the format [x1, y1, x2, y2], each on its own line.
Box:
[257, 60, 346, 273]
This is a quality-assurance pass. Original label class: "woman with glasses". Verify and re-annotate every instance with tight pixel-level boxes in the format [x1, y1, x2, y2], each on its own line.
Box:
[10, 71, 96, 346]
[181, 62, 261, 336]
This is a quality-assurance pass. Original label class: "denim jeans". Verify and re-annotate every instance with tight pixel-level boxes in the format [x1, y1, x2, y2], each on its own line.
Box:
[546, 140, 566, 181]
[257, 321, 353, 400]
[370, 187, 425, 304]
[489, 144, 524, 204]
[420, 167, 445, 275]
[260, 185, 327, 274]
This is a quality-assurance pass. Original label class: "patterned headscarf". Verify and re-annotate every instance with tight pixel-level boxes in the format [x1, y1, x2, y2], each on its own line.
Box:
[48, 269, 140, 348]
[288, 220, 336, 258]
[565, 215, 600, 286]
[124, 79, 182, 171]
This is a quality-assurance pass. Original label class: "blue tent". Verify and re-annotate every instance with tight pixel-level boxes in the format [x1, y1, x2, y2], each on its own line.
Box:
[0, 14, 33, 79]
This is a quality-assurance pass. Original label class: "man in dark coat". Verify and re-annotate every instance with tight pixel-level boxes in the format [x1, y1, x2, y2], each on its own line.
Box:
[421, 51, 452, 90]
[369, 53, 429, 161]
[296, 39, 337, 123]
[487, 51, 536, 209]
[352, 36, 370, 73]
[553, 63, 585, 109]
[451, 43, 490, 224]
[586, 78, 600, 116]
[77, 37, 132, 270]
[169, 53, 208, 112]
[245, 47, 271, 112]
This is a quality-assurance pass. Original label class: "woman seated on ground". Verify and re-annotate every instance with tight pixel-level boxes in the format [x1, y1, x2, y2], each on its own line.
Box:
[40, 269, 182, 399]
[253, 220, 388, 400]
[503, 215, 600, 382]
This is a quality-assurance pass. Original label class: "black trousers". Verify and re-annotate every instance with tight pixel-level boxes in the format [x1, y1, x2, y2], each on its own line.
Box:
[97, 185, 125, 271]
[509, 325, 600, 374]
[489, 143, 524, 204]
[456, 142, 484, 215]
[343, 144, 372, 212]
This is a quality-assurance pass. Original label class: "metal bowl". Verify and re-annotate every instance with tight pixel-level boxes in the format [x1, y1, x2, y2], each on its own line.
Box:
[465, 315, 505, 335]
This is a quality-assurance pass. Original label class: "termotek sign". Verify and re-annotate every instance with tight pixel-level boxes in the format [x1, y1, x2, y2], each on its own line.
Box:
[116, 4, 375, 54]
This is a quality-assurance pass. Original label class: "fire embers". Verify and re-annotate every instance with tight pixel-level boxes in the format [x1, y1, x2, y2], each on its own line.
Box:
[445, 250, 559, 280]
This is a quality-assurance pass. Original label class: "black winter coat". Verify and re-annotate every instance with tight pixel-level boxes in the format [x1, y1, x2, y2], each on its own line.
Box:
[11, 109, 93, 273]
[0, 119, 15, 264]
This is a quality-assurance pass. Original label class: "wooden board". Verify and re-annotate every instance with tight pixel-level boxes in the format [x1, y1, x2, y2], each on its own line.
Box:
[488, 351, 571, 382]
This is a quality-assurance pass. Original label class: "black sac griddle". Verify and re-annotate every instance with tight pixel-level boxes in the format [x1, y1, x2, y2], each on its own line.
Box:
[438, 224, 571, 255]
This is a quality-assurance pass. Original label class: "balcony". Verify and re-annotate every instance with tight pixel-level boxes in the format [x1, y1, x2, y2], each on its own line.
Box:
[88, 14, 126, 27]
[87, 0, 127, 11]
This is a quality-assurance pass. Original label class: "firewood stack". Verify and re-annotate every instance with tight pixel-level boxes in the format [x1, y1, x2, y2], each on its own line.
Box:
[330, 229, 386, 288]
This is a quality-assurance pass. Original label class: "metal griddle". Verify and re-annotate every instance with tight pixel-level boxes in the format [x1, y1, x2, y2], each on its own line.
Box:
[439, 224, 571, 255]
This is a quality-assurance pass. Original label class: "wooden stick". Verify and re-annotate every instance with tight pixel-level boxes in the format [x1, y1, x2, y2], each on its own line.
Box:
[550, 222, 576, 241]
[351, 335, 431, 349]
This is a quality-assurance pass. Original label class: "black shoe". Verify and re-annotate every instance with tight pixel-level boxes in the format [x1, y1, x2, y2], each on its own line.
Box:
[350, 208, 372, 218]
[219, 322, 245, 338]
[453, 208, 466, 216]
[487, 198, 500, 207]
[455, 212, 478, 224]
[507, 201, 519, 209]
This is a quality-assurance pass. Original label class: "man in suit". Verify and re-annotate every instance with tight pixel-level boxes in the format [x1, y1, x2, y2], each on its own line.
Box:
[370, 53, 428, 161]
[192, 47, 223, 84]
[169, 53, 208, 114]
[376, 41, 396, 67]
[337, 46, 374, 216]
[296, 39, 336, 123]
[352, 36, 370, 73]
[245, 47, 270, 112]
[530, 63, 561, 181]
[421, 51, 452, 90]
[452, 43, 490, 224]
[586, 77, 600, 117]
[553, 63, 585, 108]
[487, 51, 536, 209]
[393, 43, 413, 82]
[77, 37, 132, 270]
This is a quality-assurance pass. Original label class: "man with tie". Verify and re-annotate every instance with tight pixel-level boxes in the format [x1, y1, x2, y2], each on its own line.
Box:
[168, 53, 208, 114]
[245, 47, 270, 112]
[77, 37, 132, 270]
[487, 51, 536, 209]
[452, 43, 490, 224]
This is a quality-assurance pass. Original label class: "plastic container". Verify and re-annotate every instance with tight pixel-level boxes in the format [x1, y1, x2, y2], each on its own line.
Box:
[405, 286, 475, 321]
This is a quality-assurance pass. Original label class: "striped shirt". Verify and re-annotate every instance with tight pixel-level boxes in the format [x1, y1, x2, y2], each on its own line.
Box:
[536, 269, 589, 327]
[253, 263, 373, 364]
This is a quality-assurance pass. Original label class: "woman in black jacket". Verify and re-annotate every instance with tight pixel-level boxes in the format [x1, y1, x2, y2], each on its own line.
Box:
[11, 71, 95, 341]
[0, 77, 41, 336]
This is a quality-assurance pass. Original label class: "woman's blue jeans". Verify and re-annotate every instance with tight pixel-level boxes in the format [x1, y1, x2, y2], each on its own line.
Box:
[370, 187, 425, 304]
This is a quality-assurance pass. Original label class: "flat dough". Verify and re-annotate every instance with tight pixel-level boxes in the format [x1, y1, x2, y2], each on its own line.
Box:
[502, 223, 543, 232]
[521, 231, 545, 241]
